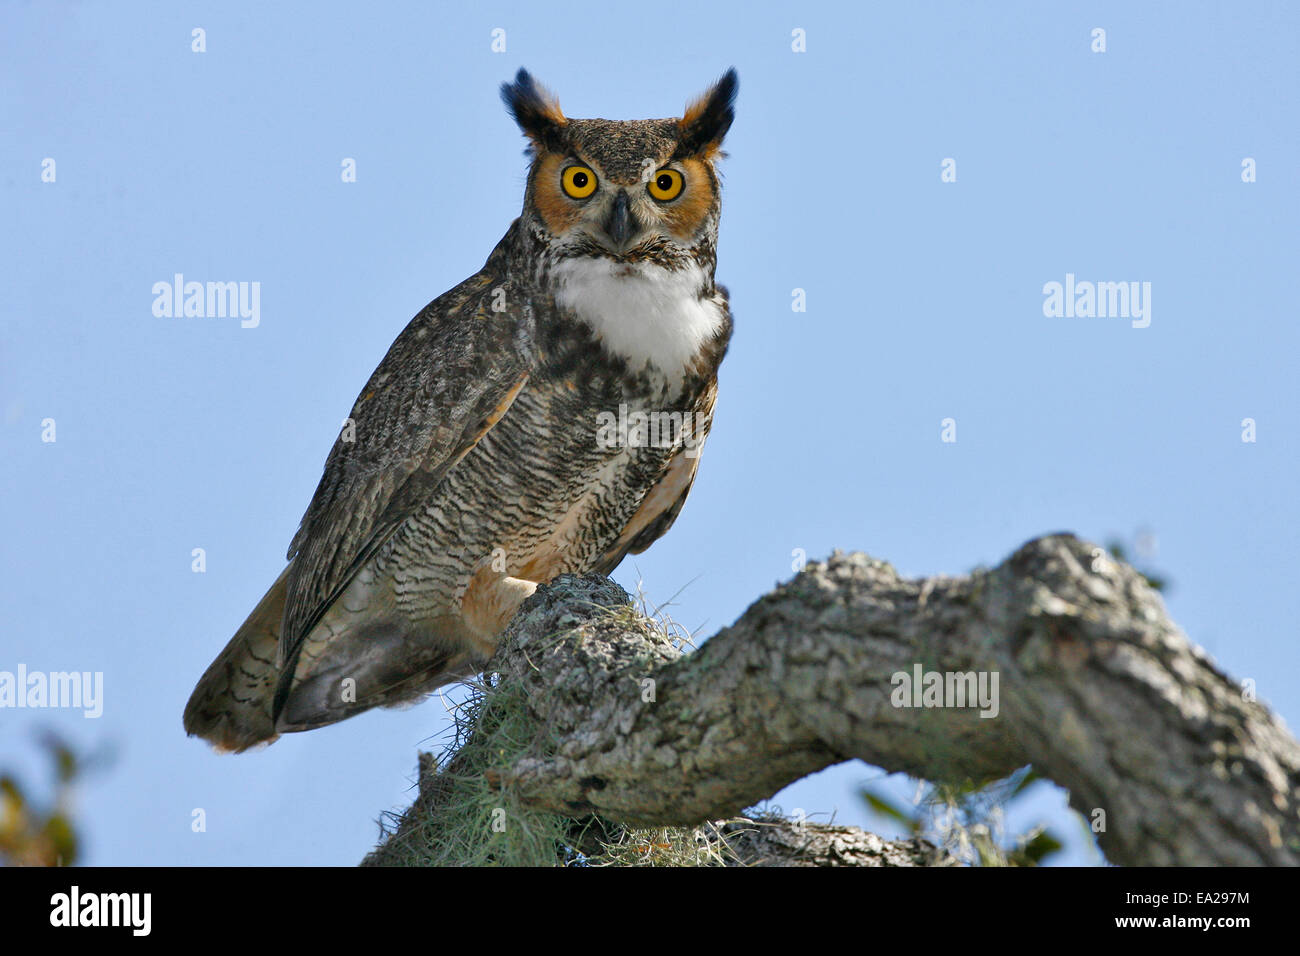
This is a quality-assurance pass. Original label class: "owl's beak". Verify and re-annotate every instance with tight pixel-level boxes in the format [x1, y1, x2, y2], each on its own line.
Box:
[603, 189, 638, 248]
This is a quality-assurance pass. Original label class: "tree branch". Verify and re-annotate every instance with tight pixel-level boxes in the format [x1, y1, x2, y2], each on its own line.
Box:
[713, 817, 954, 867]
[370, 533, 1300, 866]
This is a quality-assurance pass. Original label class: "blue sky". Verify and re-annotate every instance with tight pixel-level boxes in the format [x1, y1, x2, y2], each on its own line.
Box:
[2, 1, 1296, 866]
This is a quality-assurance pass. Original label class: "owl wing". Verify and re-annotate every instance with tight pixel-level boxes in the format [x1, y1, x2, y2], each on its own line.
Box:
[278, 231, 536, 688]
[593, 380, 718, 575]
[623, 452, 701, 554]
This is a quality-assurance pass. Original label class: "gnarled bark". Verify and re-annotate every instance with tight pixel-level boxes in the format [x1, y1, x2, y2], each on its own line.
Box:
[368, 533, 1300, 866]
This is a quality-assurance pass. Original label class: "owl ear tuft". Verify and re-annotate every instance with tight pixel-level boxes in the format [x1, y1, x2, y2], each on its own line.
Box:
[675, 68, 738, 160]
[501, 69, 567, 153]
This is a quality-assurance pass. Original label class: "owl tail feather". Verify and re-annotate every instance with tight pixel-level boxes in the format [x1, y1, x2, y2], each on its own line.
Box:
[182, 567, 288, 753]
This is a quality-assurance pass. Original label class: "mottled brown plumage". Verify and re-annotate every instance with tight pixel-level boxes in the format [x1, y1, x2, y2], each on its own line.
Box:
[184, 68, 738, 751]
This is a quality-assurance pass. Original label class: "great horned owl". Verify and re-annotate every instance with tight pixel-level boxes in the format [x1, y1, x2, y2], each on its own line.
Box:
[184, 68, 738, 752]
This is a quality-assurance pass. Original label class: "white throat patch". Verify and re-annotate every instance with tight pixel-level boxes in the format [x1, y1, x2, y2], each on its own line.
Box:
[551, 258, 723, 384]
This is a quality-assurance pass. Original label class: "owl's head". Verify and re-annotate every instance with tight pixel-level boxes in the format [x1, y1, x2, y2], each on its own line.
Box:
[501, 68, 737, 269]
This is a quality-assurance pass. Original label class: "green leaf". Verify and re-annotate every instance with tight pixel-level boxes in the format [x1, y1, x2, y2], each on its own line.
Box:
[42, 813, 78, 866]
[1017, 829, 1063, 865]
[859, 789, 917, 830]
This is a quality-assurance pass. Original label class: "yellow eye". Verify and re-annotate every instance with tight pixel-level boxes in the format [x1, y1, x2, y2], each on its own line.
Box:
[561, 165, 598, 199]
[647, 168, 684, 201]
